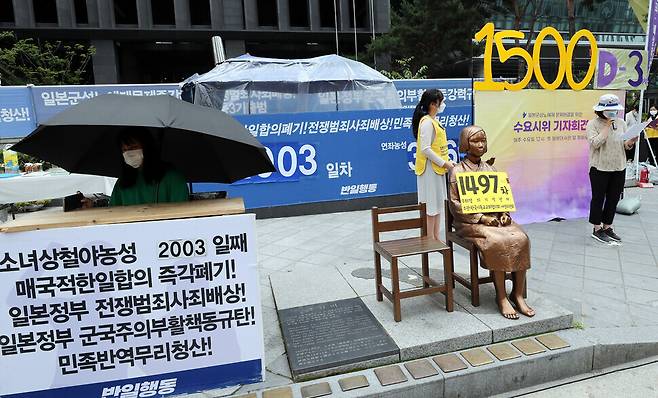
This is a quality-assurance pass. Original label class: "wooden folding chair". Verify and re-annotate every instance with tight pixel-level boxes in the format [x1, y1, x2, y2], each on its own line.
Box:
[372, 203, 454, 322]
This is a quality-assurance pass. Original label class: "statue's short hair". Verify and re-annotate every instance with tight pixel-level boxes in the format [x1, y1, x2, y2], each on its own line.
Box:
[458, 125, 486, 153]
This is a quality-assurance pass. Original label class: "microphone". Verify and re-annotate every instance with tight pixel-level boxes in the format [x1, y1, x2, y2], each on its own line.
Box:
[611, 120, 616, 130]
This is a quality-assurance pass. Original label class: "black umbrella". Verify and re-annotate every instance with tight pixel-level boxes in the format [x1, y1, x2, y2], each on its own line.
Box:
[12, 94, 275, 183]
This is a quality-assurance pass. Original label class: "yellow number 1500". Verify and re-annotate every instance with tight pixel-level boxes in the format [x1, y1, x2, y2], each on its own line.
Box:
[474, 23, 598, 91]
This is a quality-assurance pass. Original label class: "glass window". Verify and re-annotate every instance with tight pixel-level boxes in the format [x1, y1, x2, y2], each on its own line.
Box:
[151, 0, 175, 25]
[74, 0, 88, 24]
[190, 0, 211, 25]
[289, 0, 309, 27]
[114, 0, 138, 24]
[0, 0, 14, 23]
[319, 1, 336, 28]
[34, 0, 58, 24]
[348, 0, 367, 29]
[257, 0, 277, 27]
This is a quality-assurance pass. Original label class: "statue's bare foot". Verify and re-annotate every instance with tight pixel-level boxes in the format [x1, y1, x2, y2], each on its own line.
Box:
[497, 298, 519, 320]
[510, 294, 535, 317]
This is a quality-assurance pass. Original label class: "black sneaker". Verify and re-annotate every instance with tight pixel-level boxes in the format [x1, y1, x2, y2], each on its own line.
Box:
[603, 228, 621, 242]
[591, 228, 614, 244]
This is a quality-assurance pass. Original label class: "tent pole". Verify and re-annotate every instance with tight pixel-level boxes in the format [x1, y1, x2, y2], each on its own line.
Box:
[370, 0, 376, 67]
[353, 0, 358, 60]
[636, 0, 654, 179]
[334, 0, 339, 55]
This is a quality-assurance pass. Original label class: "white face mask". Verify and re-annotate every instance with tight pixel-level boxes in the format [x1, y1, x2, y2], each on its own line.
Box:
[604, 110, 617, 119]
[651, 110, 657, 116]
[438, 101, 446, 114]
[123, 149, 144, 169]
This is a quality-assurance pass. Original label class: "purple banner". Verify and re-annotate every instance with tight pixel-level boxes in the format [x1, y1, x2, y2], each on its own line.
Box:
[648, 0, 658, 66]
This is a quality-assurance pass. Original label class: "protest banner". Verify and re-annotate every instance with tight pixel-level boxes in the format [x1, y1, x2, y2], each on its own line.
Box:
[0, 87, 36, 139]
[0, 214, 263, 398]
[193, 105, 472, 209]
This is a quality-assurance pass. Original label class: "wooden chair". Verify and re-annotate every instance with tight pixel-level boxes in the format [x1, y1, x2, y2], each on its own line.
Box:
[372, 203, 454, 322]
[444, 200, 526, 307]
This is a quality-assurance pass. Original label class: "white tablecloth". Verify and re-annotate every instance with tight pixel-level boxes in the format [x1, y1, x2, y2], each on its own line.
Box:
[0, 172, 117, 204]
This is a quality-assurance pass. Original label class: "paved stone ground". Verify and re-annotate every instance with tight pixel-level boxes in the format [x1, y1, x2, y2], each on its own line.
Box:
[521, 360, 658, 397]
[246, 186, 658, 396]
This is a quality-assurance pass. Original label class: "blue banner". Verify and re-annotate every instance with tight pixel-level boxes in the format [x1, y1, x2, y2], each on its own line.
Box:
[30, 84, 180, 124]
[194, 105, 472, 209]
[0, 80, 474, 210]
[0, 87, 37, 138]
[393, 79, 473, 109]
[3, 360, 261, 398]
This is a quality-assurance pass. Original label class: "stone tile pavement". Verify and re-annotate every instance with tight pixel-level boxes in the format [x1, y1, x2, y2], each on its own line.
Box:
[244, 186, 658, 396]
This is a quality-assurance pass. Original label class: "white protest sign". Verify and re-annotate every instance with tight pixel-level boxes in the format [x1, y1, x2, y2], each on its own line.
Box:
[0, 214, 263, 398]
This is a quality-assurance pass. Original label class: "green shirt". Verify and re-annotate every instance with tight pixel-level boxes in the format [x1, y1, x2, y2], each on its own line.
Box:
[110, 169, 189, 206]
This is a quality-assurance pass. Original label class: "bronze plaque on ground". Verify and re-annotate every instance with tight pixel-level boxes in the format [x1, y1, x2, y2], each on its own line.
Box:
[404, 359, 439, 379]
[374, 365, 408, 386]
[262, 386, 293, 398]
[512, 338, 547, 355]
[300, 382, 332, 398]
[536, 334, 570, 350]
[433, 353, 468, 373]
[487, 343, 521, 361]
[338, 375, 370, 392]
[279, 298, 399, 379]
[461, 348, 494, 367]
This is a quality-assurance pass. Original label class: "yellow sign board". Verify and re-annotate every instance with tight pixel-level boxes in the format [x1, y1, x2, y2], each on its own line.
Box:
[456, 171, 516, 214]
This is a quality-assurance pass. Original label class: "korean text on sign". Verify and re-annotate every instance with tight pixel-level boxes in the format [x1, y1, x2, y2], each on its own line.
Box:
[0, 214, 263, 398]
[456, 172, 516, 214]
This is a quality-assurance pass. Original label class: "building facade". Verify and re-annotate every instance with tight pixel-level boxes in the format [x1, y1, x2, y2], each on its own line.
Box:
[487, 0, 646, 81]
[1, 0, 390, 84]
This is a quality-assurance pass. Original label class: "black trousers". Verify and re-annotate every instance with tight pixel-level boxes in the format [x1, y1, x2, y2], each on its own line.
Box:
[589, 167, 625, 226]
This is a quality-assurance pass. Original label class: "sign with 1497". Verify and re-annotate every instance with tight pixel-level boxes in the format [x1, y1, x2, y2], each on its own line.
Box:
[456, 171, 516, 214]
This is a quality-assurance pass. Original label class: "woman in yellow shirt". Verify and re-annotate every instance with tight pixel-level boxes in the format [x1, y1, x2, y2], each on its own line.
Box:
[412, 89, 455, 241]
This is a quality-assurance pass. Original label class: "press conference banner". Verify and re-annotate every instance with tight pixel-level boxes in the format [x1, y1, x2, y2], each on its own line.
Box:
[0, 214, 264, 398]
[193, 106, 472, 209]
[474, 89, 623, 224]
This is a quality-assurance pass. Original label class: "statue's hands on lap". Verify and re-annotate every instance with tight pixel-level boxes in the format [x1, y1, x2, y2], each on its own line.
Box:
[481, 214, 500, 227]
[499, 213, 512, 226]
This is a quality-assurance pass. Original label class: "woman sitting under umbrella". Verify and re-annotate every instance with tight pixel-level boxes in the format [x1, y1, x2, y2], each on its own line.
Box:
[84, 127, 189, 207]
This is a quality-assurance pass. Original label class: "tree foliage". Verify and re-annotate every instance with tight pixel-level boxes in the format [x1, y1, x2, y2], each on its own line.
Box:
[566, 0, 600, 38]
[367, 0, 500, 77]
[0, 31, 95, 85]
[379, 57, 428, 79]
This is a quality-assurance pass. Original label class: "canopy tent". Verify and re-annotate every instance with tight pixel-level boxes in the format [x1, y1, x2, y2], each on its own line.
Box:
[180, 54, 401, 114]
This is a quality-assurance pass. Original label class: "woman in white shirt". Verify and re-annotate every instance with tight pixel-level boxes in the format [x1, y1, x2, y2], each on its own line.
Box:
[412, 89, 455, 240]
[587, 94, 637, 244]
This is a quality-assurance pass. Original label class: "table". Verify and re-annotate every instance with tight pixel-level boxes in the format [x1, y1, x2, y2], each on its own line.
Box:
[0, 171, 116, 204]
